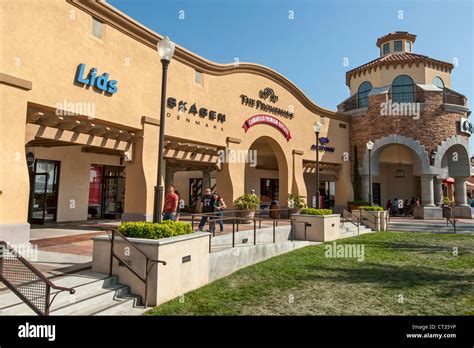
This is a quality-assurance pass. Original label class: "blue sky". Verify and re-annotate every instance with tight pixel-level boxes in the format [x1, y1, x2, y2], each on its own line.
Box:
[110, 0, 473, 152]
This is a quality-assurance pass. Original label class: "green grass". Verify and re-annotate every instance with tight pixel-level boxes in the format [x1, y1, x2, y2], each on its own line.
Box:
[145, 231, 474, 316]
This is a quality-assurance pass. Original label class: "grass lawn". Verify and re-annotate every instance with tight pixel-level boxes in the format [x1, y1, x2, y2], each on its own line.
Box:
[145, 231, 474, 316]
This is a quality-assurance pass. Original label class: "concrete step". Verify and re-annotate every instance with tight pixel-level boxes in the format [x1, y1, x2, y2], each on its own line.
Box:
[0, 270, 145, 316]
[0, 271, 118, 315]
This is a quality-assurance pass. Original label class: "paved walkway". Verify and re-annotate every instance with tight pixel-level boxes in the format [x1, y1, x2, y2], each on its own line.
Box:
[388, 217, 474, 234]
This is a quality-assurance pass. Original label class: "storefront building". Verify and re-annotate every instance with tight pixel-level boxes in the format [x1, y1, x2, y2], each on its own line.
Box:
[0, 0, 352, 245]
[0, 2, 470, 245]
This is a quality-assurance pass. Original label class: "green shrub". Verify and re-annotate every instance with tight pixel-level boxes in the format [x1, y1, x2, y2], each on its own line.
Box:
[233, 193, 260, 210]
[358, 205, 384, 211]
[119, 221, 193, 240]
[299, 208, 333, 215]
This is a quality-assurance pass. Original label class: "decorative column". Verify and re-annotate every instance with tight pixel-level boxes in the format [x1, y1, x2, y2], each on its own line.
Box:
[452, 176, 471, 219]
[433, 178, 444, 206]
[360, 174, 370, 203]
[454, 177, 468, 206]
[415, 175, 442, 219]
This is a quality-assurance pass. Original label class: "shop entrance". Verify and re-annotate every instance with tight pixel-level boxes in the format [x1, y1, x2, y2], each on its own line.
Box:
[88, 165, 125, 219]
[28, 160, 60, 224]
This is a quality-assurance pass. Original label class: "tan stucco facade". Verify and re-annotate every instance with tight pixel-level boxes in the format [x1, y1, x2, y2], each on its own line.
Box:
[0, 0, 352, 243]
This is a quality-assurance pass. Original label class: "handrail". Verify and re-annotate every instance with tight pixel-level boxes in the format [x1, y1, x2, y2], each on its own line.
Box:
[341, 209, 360, 235]
[446, 214, 457, 234]
[105, 228, 166, 307]
[0, 241, 75, 316]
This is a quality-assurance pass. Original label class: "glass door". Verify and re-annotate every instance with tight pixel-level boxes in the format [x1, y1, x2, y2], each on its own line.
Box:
[29, 160, 60, 224]
[102, 176, 125, 219]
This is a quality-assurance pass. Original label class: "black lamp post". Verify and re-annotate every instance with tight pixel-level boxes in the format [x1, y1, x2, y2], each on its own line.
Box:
[153, 36, 175, 223]
[366, 140, 374, 206]
[313, 121, 322, 208]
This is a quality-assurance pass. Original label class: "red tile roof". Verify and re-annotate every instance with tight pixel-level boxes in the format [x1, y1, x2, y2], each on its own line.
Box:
[346, 53, 454, 86]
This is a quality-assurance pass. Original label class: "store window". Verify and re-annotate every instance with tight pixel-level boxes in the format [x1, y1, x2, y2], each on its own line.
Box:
[92, 17, 104, 39]
[260, 178, 279, 203]
[357, 81, 372, 108]
[394, 40, 403, 52]
[432, 76, 444, 89]
[28, 160, 60, 224]
[383, 42, 390, 55]
[88, 165, 125, 219]
[392, 75, 414, 103]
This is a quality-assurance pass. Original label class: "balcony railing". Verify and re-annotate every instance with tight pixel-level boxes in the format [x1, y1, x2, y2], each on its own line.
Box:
[341, 87, 467, 113]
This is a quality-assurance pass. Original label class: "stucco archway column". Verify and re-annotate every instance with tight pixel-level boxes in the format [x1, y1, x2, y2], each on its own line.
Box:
[420, 175, 435, 207]
[123, 118, 160, 222]
[0, 81, 31, 245]
[291, 150, 305, 196]
[433, 178, 444, 206]
[454, 177, 468, 206]
[215, 137, 244, 208]
[360, 174, 370, 203]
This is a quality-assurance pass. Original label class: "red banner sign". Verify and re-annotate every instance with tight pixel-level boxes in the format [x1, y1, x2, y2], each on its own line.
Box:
[242, 114, 292, 141]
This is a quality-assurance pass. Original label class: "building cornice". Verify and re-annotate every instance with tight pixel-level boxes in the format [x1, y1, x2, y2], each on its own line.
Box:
[0, 73, 32, 90]
[67, 0, 349, 122]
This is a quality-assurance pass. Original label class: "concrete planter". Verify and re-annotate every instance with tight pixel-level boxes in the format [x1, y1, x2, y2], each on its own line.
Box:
[354, 210, 388, 231]
[292, 214, 341, 242]
[92, 231, 210, 307]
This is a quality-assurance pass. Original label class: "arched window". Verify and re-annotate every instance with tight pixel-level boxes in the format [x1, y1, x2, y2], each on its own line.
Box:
[392, 75, 414, 103]
[358, 81, 372, 108]
[432, 76, 444, 89]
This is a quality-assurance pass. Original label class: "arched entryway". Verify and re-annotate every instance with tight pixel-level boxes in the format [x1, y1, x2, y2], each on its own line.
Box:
[360, 135, 442, 219]
[244, 136, 289, 207]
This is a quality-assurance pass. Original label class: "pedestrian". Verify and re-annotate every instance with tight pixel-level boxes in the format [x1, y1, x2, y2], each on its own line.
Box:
[386, 199, 392, 211]
[392, 198, 399, 216]
[163, 185, 179, 221]
[197, 188, 213, 231]
[210, 192, 226, 233]
[175, 190, 184, 221]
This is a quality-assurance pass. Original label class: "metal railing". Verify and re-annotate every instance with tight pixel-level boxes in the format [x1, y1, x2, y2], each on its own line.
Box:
[446, 214, 457, 234]
[341, 209, 360, 235]
[106, 228, 166, 307]
[189, 208, 307, 252]
[0, 241, 75, 316]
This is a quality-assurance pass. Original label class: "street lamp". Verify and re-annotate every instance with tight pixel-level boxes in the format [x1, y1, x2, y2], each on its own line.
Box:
[153, 36, 176, 223]
[366, 140, 374, 206]
[313, 121, 323, 208]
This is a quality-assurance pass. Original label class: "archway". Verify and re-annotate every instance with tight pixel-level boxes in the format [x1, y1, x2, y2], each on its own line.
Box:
[244, 136, 289, 207]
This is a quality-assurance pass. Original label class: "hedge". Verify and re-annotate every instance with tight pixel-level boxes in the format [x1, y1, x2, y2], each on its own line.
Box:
[119, 221, 193, 240]
[299, 208, 334, 215]
[358, 206, 384, 211]
[348, 200, 370, 206]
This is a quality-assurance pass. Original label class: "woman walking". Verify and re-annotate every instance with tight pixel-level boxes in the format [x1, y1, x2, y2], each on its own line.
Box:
[210, 192, 226, 233]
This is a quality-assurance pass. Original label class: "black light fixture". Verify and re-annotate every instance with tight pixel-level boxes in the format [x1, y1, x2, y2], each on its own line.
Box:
[395, 143, 406, 178]
[153, 36, 176, 223]
[313, 121, 322, 208]
[366, 140, 374, 206]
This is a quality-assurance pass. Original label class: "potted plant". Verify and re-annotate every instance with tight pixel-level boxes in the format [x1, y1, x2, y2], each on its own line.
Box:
[233, 193, 260, 223]
[288, 194, 306, 215]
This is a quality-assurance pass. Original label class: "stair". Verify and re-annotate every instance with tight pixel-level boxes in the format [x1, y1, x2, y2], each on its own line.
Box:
[339, 222, 373, 237]
[0, 270, 147, 316]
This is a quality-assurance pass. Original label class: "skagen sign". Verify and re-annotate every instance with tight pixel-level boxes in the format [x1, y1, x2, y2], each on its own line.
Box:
[240, 87, 294, 119]
[166, 97, 226, 123]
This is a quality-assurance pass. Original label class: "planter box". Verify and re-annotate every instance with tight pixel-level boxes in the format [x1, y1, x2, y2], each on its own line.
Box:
[292, 214, 341, 242]
[92, 231, 210, 307]
[354, 210, 388, 231]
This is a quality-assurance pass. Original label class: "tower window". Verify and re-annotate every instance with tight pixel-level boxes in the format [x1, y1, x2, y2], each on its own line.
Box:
[358, 81, 373, 108]
[406, 41, 412, 52]
[383, 42, 390, 55]
[392, 75, 414, 103]
[394, 40, 403, 52]
[432, 76, 444, 89]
